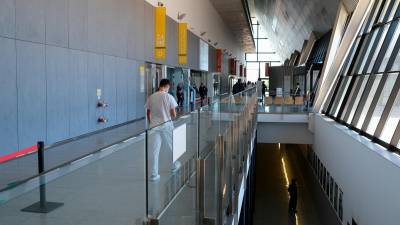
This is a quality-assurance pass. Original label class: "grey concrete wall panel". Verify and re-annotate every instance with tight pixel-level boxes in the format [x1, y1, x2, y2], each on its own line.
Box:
[144, 2, 154, 62]
[87, 52, 104, 131]
[128, 0, 145, 60]
[69, 49, 89, 137]
[16, 0, 45, 43]
[0, 0, 16, 38]
[0, 37, 18, 155]
[68, 0, 88, 51]
[103, 55, 117, 127]
[16, 41, 46, 148]
[87, 0, 103, 54]
[187, 31, 200, 70]
[45, 0, 68, 47]
[166, 17, 178, 67]
[127, 60, 138, 120]
[100, 0, 128, 58]
[46, 46, 70, 143]
[116, 58, 129, 124]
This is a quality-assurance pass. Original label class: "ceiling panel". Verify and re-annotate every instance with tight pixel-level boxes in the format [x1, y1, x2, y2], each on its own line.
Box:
[254, 0, 340, 60]
[210, 0, 256, 52]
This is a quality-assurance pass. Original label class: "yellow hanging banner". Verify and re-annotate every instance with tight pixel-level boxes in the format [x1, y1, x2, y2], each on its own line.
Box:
[178, 23, 188, 65]
[155, 6, 166, 60]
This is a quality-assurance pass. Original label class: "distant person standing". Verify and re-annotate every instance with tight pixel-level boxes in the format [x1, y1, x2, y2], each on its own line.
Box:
[176, 82, 184, 107]
[262, 81, 267, 102]
[145, 79, 181, 181]
[199, 83, 208, 106]
[294, 83, 301, 96]
[288, 179, 298, 213]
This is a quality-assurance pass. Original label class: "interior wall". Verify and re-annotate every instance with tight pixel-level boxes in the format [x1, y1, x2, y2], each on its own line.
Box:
[313, 114, 400, 225]
[0, 0, 220, 156]
[257, 122, 313, 144]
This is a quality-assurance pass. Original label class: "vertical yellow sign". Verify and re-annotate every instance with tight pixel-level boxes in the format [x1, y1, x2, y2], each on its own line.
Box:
[155, 6, 166, 60]
[178, 23, 188, 65]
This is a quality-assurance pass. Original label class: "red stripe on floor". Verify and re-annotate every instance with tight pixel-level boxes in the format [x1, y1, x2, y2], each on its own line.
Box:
[0, 145, 37, 163]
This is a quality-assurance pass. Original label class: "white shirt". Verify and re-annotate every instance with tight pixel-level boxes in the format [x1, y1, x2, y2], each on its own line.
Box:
[145, 91, 178, 128]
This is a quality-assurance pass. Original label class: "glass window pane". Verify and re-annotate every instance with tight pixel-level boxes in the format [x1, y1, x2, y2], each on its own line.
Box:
[340, 76, 360, 121]
[354, 74, 383, 128]
[346, 76, 369, 124]
[380, 76, 400, 143]
[343, 38, 361, 75]
[364, 0, 385, 33]
[366, 73, 397, 134]
[378, 23, 400, 72]
[258, 53, 281, 62]
[246, 53, 257, 61]
[330, 76, 351, 117]
[258, 39, 269, 52]
[252, 25, 258, 37]
[323, 78, 341, 113]
[381, 0, 400, 22]
[357, 25, 389, 74]
[246, 62, 259, 70]
[260, 62, 266, 78]
[357, 31, 380, 74]
[391, 46, 400, 71]
[364, 24, 390, 73]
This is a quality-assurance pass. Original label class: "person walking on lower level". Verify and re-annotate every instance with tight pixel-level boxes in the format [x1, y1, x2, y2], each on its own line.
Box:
[288, 179, 298, 213]
[145, 79, 181, 182]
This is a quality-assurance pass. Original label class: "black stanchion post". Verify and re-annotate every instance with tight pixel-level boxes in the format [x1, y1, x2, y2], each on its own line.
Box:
[21, 141, 64, 213]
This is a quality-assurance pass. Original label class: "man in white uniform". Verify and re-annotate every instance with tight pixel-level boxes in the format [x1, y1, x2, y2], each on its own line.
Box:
[145, 79, 180, 181]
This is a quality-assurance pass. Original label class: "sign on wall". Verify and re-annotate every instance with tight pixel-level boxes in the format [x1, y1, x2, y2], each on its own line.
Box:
[155, 6, 166, 60]
[216, 49, 222, 72]
[178, 23, 188, 65]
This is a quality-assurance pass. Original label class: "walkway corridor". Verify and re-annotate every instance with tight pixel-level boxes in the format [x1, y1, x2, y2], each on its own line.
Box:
[253, 143, 332, 225]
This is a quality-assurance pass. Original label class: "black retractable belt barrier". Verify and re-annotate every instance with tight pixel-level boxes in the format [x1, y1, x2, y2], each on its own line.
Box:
[21, 141, 64, 213]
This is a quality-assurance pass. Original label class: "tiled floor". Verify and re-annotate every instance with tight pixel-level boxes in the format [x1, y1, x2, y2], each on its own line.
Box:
[253, 143, 323, 225]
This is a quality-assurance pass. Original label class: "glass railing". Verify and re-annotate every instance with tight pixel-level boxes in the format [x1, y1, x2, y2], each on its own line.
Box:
[0, 87, 259, 225]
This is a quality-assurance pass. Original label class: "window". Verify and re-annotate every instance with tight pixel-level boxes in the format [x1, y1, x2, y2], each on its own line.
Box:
[246, 20, 282, 82]
[353, 74, 383, 129]
[323, 0, 400, 152]
[380, 79, 400, 142]
[366, 73, 397, 134]
[344, 76, 369, 123]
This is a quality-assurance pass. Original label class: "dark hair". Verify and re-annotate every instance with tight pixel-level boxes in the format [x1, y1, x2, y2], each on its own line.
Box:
[159, 79, 171, 87]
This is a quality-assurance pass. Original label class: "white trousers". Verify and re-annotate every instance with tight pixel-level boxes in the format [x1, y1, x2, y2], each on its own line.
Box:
[149, 123, 173, 176]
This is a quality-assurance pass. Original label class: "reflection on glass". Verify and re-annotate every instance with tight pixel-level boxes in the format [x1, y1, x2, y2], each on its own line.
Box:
[378, 24, 400, 72]
[331, 76, 351, 117]
[390, 50, 400, 71]
[340, 77, 360, 121]
[380, 77, 400, 143]
[366, 24, 390, 73]
[355, 75, 382, 128]
[346, 76, 369, 123]
[357, 31, 379, 74]
[366, 74, 397, 134]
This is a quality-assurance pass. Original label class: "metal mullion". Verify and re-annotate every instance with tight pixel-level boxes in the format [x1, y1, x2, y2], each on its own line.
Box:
[326, 76, 344, 115]
[322, 77, 340, 113]
[337, 75, 359, 120]
[342, 76, 363, 122]
[350, 74, 377, 126]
